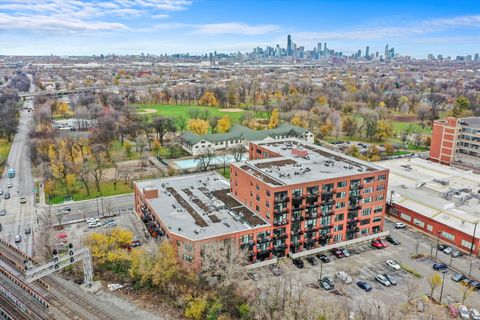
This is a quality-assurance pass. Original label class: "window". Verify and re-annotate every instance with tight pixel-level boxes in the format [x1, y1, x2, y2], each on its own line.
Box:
[334, 224, 343, 232]
[374, 206, 383, 213]
[336, 191, 346, 198]
[364, 177, 374, 183]
[265, 201, 270, 208]
[323, 183, 334, 191]
[372, 216, 382, 223]
[378, 174, 386, 181]
[362, 208, 371, 216]
[376, 185, 385, 191]
[363, 187, 373, 193]
[413, 218, 424, 228]
[183, 254, 193, 262]
[440, 231, 455, 241]
[336, 201, 345, 209]
[334, 234, 342, 242]
[400, 213, 411, 222]
[337, 181, 347, 188]
[256, 195, 260, 201]
[360, 218, 370, 226]
[375, 194, 384, 201]
[266, 190, 270, 197]
[256, 185, 260, 191]
[363, 196, 372, 203]
[255, 205, 259, 212]
[461, 240, 475, 250]
[427, 225, 433, 232]
[335, 213, 344, 222]
[361, 228, 369, 235]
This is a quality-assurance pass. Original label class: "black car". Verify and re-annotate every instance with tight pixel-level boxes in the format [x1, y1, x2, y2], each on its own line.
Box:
[386, 235, 401, 245]
[306, 256, 318, 266]
[293, 258, 304, 269]
[432, 263, 448, 271]
[321, 276, 335, 288]
[318, 278, 333, 291]
[4, 192, 10, 199]
[0, 223, 2, 231]
[469, 281, 480, 291]
[437, 244, 448, 251]
[317, 254, 331, 263]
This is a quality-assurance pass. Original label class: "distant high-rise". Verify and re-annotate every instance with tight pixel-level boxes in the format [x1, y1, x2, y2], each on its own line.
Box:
[474, 53, 479, 62]
[365, 46, 370, 59]
[384, 44, 389, 60]
[287, 35, 292, 56]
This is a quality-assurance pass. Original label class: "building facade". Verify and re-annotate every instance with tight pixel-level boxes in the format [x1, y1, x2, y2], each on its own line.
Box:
[229, 139, 389, 259]
[430, 116, 480, 170]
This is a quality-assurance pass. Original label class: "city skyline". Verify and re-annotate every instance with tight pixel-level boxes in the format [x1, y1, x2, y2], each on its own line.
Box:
[0, 0, 479, 57]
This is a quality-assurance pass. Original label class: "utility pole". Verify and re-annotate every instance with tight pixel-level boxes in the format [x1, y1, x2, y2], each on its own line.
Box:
[470, 221, 478, 256]
[319, 260, 323, 280]
[439, 271, 447, 303]
[435, 232, 441, 258]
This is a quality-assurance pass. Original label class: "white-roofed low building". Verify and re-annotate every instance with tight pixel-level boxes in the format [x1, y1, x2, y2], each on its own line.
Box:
[380, 157, 480, 256]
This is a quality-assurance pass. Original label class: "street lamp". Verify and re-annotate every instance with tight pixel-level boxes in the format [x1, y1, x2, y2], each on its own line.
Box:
[470, 220, 478, 256]
[435, 231, 441, 258]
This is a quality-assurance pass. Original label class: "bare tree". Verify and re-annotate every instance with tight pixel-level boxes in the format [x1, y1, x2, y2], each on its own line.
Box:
[426, 93, 446, 122]
[406, 280, 419, 304]
[416, 104, 431, 128]
[195, 148, 214, 172]
[231, 144, 245, 162]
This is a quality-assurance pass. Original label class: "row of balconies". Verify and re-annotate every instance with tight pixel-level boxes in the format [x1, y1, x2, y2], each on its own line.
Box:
[350, 184, 364, 190]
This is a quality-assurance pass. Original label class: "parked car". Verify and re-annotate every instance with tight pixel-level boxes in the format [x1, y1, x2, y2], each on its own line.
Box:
[4, 192, 10, 199]
[15, 234, 21, 243]
[88, 222, 102, 228]
[459, 305, 470, 320]
[451, 250, 463, 258]
[437, 244, 448, 251]
[6, 182, 12, 188]
[375, 274, 391, 287]
[469, 280, 480, 291]
[321, 276, 335, 288]
[470, 308, 480, 320]
[306, 256, 318, 266]
[86, 218, 99, 224]
[317, 254, 330, 263]
[0, 189, 3, 195]
[0, 208, 6, 216]
[24, 227, 31, 234]
[433, 263, 448, 271]
[104, 221, 117, 228]
[335, 271, 352, 284]
[20, 197, 27, 204]
[384, 274, 397, 285]
[394, 222, 406, 229]
[356, 281, 372, 292]
[0, 223, 2, 231]
[319, 278, 333, 291]
[386, 235, 401, 245]
[292, 258, 304, 269]
[341, 248, 351, 257]
[452, 273, 466, 282]
[247, 272, 258, 281]
[372, 239, 387, 249]
[331, 248, 344, 258]
[62, 207, 72, 213]
[386, 259, 401, 270]
[269, 264, 281, 276]
[443, 247, 454, 255]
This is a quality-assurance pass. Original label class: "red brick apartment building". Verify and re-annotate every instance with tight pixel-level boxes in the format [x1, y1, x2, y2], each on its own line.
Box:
[134, 139, 389, 268]
[430, 116, 480, 170]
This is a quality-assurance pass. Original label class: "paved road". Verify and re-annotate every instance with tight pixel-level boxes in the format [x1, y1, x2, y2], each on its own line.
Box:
[48, 194, 134, 225]
[0, 83, 36, 256]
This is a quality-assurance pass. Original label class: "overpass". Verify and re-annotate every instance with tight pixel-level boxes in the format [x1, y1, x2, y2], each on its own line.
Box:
[18, 78, 199, 99]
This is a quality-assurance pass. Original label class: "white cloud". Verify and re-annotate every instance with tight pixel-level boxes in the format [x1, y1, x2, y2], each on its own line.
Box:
[153, 22, 281, 35]
[293, 15, 480, 42]
[151, 13, 170, 19]
[193, 22, 280, 35]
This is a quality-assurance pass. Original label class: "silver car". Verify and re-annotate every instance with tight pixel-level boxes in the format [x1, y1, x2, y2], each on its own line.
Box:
[375, 274, 391, 287]
[0, 209, 6, 216]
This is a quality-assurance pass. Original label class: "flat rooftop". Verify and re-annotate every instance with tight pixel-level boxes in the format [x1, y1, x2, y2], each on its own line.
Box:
[379, 157, 480, 237]
[232, 139, 385, 186]
[136, 172, 269, 241]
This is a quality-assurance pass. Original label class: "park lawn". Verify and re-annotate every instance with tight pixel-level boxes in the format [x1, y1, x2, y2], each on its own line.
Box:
[136, 104, 246, 125]
[111, 140, 143, 161]
[47, 180, 135, 205]
[391, 121, 431, 134]
[157, 145, 189, 159]
[218, 168, 230, 179]
[0, 138, 12, 172]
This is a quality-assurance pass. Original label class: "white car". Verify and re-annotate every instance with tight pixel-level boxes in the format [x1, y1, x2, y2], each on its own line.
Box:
[375, 274, 391, 287]
[470, 308, 480, 320]
[394, 222, 406, 229]
[335, 271, 352, 284]
[88, 222, 102, 228]
[0, 189, 3, 195]
[20, 197, 27, 204]
[386, 259, 401, 270]
[6, 182, 12, 188]
[15, 235, 22, 243]
[459, 305, 470, 320]
[86, 218, 99, 224]
[107, 283, 124, 292]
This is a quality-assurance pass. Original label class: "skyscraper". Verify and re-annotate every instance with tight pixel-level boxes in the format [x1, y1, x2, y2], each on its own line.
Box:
[365, 46, 370, 59]
[287, 35, 292, 56]
[384, 44, 389, 60]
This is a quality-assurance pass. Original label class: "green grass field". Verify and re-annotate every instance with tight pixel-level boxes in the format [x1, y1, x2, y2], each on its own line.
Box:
[391, 121, 431, 134]
[136, 104, 246, 125]
[47, 180, 135, 204]
[0, 138, 12, 172]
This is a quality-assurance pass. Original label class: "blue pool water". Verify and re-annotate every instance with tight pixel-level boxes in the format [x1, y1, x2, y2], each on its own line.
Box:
[175, 154, 246, 169]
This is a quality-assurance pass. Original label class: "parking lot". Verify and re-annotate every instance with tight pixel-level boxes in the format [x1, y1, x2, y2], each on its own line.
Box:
[246, 219, 480, 313]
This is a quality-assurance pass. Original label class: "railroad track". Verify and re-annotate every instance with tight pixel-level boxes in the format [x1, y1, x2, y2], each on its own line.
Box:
[0, 239, 118, 320]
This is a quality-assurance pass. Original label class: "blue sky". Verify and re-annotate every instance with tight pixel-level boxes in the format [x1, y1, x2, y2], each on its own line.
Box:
[0, 0, 479, 57]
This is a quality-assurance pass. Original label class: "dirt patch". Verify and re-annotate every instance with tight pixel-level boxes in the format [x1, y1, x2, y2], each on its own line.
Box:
[136, 108, 157, 114]
[221, 108, 243, 112]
